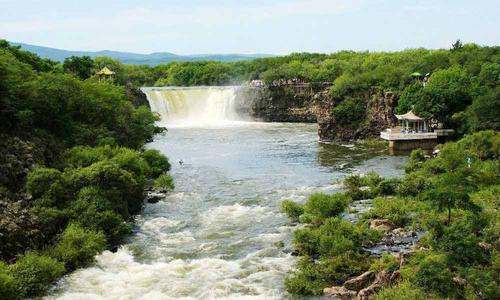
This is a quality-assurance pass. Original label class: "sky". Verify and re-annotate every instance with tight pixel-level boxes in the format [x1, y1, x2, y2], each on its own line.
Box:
[1, 0, 499, 55]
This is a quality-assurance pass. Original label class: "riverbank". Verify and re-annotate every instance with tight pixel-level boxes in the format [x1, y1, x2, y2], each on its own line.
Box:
[282, 130, 499, 299]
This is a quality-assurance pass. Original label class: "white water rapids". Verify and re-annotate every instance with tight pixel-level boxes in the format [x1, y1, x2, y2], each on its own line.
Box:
[46, 88, 407, 300]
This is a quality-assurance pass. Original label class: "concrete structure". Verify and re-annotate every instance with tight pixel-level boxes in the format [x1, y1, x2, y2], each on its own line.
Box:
[381, 111, 443, 151]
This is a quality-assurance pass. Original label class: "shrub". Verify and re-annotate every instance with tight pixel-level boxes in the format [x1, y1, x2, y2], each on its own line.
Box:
[285, 252, 370, 296]
[293, 227, 321, 256]
[463, 264, 500, 300]
[281, 200, 304, 222]
[398, 172, 430, 197]
[363, 197, 413, 227]
[25, 168, 64, 200]
[303, 193, 350, 224]
[68, 187, 131, 245]
[370, 254, 399, 273]
[153, 174, 175, 191]
[374, 282, 436, 300]
[405, 149, 427, 173]
[142, 149, 171, 177]
[318, 217, 381, 256]
[375, 178, 401, 196]
[9, 253, 65, 297]
[0, 262, 18, 300]
[53, 224, 106, 269]
[406, 252, 455, 296]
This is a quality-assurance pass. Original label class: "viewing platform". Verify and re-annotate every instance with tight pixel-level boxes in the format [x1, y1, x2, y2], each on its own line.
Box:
[380, 111, 452, 151]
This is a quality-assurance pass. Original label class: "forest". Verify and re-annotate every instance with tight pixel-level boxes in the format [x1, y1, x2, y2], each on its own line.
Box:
[0, 41, 173, 299]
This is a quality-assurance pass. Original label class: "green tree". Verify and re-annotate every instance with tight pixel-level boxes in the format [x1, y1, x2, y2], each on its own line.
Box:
[63, 56, 94, 80]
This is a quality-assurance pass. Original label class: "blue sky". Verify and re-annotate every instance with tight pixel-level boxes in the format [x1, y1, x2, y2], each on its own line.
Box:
[0, 0, 499, 54]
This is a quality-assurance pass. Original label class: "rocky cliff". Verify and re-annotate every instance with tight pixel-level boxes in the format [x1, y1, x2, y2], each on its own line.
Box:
[234, 86, 319, 122]
[234, 86, 398, 142]
[318, 91, 398, 142]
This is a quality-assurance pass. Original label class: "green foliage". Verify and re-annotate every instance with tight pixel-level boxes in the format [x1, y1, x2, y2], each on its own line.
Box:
[303, 193, 350, 224]
[153, 174, 175, 191]
[285, 252, 370, 295]
[344, 172, 383, 199]
[63, 56, 94, 80]
[9, 253, 65, 297]
[374, 282, 436, 300]
[405, 149, 427, 173]
[280, 200, 304, 222]
[405, 252, 455, 296]
[53, 224, 106, 269]
[363, 197, 414, 227]
[369, 254, 399, 273]
[332, 97, 366, 127]
[142, 149, 171, 177]
[0, 262, 18, 300]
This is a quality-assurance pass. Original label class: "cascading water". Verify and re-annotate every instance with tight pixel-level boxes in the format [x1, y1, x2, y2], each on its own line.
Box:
[141, 86, 241, 126]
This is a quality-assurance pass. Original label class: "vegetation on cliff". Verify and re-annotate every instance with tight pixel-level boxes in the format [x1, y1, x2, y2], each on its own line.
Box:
[0, 41, 172, 299]
[282, 131, 500, 299]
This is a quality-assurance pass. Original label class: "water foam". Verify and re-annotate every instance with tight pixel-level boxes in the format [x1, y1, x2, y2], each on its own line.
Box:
[142, 87, 243, 126]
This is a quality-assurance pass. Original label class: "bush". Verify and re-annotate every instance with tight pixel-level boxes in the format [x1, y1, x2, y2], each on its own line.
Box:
[363, 197, 413, 227]
[374, 282, 436, 300]
[344, 172, 382, 199]
[25, 168, 63, 200]
[370, 254, 399, 273]
[68, 187, 131, 245]
[405, 149, 428, 173]
[53, 224, 106, 269]
[406, 252, 455, 296]
[398, 172, 430, 197]
[303, 193, 350, 224]
[375, 178, 402, 196]
[153, 174, 175, 191]
[0, 262, 18, 300]
[9, 253, 65, 297]
[281, 200, 304, 222]
[318, 217, 381, 257]
[142, 149, 171, 177]
[293, 227, 321, 256]
[285, 252, 370, 296]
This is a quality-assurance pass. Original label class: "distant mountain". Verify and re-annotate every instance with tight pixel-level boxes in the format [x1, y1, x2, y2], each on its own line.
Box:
[11, 42, 274, 65]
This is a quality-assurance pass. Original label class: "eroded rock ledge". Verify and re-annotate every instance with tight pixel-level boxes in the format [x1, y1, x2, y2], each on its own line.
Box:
[234, 86, 398, 142]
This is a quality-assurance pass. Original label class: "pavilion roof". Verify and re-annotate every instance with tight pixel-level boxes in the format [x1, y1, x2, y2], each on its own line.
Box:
[96, 67, 115, 76]
[395, 111, 424, 121]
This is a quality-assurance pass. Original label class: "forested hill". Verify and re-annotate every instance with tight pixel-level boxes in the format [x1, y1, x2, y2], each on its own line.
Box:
[11, 42, 274, 65]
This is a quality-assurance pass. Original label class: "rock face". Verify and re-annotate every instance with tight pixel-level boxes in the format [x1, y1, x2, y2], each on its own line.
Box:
[234, 86, 397, 142]
[128, 87, 150, 108]
[318, 91, 398, 142]
[234, 86, 320, 122]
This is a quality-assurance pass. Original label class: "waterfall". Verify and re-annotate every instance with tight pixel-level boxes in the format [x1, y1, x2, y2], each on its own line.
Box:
[141, 86, 241, 126]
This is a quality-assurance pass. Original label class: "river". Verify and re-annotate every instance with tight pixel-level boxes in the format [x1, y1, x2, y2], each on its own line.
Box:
[47, 122, 406, 300]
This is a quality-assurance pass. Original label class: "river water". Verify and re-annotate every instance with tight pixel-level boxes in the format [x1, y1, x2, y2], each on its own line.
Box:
[48, 123, 406, 300]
